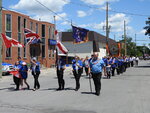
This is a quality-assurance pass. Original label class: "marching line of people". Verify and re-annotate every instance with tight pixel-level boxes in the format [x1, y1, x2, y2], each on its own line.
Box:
[56, 53, 139, 96]
[11, 54, 139, 96]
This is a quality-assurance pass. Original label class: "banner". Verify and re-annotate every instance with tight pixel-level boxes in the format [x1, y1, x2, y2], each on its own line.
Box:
[72, 26, 89, 44]
[49, 39, 57, 45]
[106, 43, 121, 57]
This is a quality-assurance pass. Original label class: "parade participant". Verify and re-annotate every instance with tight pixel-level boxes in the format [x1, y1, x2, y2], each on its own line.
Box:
[13, 61, 22, 90]
[110, 57, 116, 76]
[84, 56, 90, 76]
[20, 62, 30, 90]
[30, 57, 41, 91]
[115, 57, 120, 75]
[17, 56, 24, 88]
[18, 56, 23, 65]
[135, 56, 139, 66]
[72, 56, 83, 91]
[56, 56, 66, 90]
[89, 53, 106, 96]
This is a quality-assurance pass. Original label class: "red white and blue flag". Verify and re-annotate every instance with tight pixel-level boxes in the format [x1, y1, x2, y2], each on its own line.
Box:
[55, 30, 68, 54]
[24, 28, 41, 44]
[1, 33, 24, 48]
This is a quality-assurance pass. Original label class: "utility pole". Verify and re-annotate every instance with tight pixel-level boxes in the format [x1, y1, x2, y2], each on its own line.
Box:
[114, 34, 116, 41]
[135, 33, 137, 45]
[106, 2, 109, 55]
[124, 20, 127, 56]
[0, 0, 2, 78]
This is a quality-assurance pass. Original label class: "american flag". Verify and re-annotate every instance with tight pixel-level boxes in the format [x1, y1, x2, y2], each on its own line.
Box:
[24, 28, 41, 45]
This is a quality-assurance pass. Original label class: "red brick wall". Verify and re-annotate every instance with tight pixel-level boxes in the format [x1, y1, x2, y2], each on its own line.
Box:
[1, 10, 56, 67]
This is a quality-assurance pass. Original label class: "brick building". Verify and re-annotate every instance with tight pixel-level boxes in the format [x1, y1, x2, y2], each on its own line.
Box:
[1, 10, 56, 67]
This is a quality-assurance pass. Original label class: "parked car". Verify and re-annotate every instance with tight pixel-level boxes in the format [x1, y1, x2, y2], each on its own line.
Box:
[2, 62, 14, 76]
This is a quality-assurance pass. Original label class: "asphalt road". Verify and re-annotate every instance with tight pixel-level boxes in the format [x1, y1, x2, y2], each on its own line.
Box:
[0, 60, 150, 113]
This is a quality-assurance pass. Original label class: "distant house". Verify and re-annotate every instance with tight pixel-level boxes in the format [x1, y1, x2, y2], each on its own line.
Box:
[61, 31, 117, 59]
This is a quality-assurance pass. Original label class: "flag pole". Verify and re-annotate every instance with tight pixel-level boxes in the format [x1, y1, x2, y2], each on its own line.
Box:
[54, 16, 58, 67]
[89, 73, 92, 93]
[0, 0, 2, 78]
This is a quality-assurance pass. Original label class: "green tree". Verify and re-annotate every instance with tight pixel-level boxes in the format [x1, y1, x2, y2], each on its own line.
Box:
[118, 37, 149, 56]
[144, 17, 150, 38]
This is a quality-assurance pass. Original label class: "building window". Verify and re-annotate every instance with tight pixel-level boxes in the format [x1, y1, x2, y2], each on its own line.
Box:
[30, 22, 33, 30]
[18, 16, 21, 32]
[5, 14, 12, 58]
[52, 26, 55, 39]
[23, 19, 27, 58]
[36, 23, 38, 34]
[50, 45, 55, 58]
[18, 33, 21, 57]
[49, 26, 51, 39]
[24, 19, 26, 28]
[23, 37, 26, 58]
[42, 24, 45, 37]
[6, 14, 11, 31]
[5, 32, 11, 58]
[42, 38, 45, 58]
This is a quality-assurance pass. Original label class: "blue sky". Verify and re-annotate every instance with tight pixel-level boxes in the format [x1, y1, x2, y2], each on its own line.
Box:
[2, 0, 150, 46]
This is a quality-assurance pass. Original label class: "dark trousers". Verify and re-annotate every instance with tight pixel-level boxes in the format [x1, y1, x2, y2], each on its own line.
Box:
[32, 72, 40, 89]
[57, 69, 65, 89]
[13, 76, 21, 90]
[85, 67, 89, 76]
[91, 72, 102, 95]
[73, 69, 82, 90]
[116, 66, 120, 75]
[131, 61, 134, 67]
[111, 67, 115, 76]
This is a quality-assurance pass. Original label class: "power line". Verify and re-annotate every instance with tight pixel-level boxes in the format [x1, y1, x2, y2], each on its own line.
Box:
[62, 0, 150, 17]
[34, 0, 72, 25]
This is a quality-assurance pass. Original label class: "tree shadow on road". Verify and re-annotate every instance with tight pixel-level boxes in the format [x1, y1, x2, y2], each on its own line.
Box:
[135, 66, 150, 68]
[0, 87, 16, 91]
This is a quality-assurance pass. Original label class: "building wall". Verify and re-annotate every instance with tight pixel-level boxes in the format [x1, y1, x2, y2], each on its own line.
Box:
[98, 42, 106, 59]
[1, 10, 56, 67]
[62, 41, 93, 58]
[62, 41, 107, 59]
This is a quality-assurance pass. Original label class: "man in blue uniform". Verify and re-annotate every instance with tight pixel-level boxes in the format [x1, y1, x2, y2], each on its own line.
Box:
[56, 56, 66, 90]
[89, 53, 106, 96]
[72, 56, 83, 91]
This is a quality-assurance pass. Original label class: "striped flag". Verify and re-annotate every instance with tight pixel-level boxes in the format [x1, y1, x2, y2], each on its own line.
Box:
[24, 28, 41, 44]
[1, 33, 24, 48]
[55, 30, 68, 54]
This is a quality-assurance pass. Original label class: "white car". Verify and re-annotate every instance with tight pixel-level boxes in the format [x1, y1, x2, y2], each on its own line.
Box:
[2, 63, 14, 76]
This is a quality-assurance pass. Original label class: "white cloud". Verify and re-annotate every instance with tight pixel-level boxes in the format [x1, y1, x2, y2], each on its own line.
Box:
[100, 5, 111, 10]
[77, 10, 87, 17]
[139, 29, 146, 34]
[80, 0, 119, 5]
[55, 13, 67, 21]
[10, 0, 70, 22]
[79, 13, 132, 33]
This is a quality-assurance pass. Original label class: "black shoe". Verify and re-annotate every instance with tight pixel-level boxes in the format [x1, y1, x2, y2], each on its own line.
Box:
[27, 86, 30, 90]
[75, 88, 79, 91]
[56, 88, 61, 91]
[95, 92, 100, 96]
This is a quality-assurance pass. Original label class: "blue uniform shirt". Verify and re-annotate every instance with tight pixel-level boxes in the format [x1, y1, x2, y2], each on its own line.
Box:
[57, 58, 65, 70]
[72, 59, 83, 70]
[90, 59, 105, 74]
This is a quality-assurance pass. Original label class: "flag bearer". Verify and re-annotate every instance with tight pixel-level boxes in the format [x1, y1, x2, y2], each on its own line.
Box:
[72, 56, 83, 91]
[56, 56, 66, 90]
